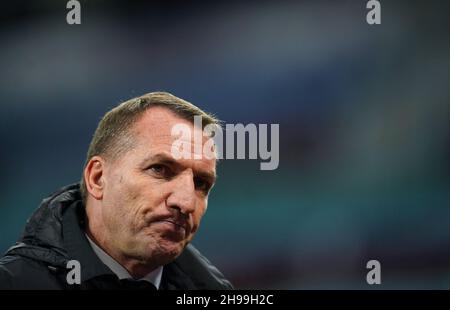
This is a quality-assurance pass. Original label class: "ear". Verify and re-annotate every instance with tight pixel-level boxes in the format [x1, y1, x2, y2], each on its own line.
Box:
[83, 156, 106, 200]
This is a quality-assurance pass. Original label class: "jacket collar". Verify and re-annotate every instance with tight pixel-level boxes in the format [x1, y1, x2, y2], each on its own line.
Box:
[62, 199, 116, 282]
[6, 183, 232, 289]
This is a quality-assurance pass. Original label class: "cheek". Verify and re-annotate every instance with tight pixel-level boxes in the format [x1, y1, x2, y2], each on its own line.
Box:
[103, 170, 126, 200]
[103, 174, 143, 220]
[120, 179, 168, 222]
[107, 170, 143, 202]
[191, 205, 207, 232]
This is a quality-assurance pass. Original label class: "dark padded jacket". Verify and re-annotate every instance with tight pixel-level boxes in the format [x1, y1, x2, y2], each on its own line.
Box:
[0, 184, 233, 290]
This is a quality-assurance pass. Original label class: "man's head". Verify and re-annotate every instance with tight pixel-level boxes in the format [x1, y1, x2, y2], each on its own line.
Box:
[81, 92, 220, 275]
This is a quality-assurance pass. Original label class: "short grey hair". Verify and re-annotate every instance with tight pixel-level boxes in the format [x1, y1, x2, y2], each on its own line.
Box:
[79, 91, 220, 203]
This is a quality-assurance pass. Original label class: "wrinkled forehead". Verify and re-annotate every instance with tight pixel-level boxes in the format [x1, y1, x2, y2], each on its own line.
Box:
[131, 107, 217, 163]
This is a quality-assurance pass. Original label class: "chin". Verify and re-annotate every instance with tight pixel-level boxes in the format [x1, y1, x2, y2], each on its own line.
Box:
[150, 239, 185, 262]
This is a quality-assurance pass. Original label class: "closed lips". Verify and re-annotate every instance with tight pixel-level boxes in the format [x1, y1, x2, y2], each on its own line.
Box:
[163, 219, 185, 230]
[155, 218, 189, 233]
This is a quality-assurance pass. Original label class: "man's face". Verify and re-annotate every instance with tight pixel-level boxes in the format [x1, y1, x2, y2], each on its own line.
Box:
[99, 107, 216, 265]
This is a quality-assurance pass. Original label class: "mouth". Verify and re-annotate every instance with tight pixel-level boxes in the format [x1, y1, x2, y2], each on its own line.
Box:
[152, 218, 189, 236]
[162, 219, 186, 231]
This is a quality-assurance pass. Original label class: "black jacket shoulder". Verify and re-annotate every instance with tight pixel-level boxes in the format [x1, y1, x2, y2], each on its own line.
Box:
[0, 184, 233, 290]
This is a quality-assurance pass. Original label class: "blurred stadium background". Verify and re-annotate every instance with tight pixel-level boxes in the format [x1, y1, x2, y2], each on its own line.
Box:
[1, 0, 449, 289]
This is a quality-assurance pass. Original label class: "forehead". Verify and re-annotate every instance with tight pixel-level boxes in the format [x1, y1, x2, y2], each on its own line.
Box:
[131, 106, 216, 168]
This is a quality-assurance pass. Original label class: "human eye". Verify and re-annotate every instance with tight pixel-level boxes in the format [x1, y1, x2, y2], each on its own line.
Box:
[147, 164, 173, 178]
[194, 177, 213, 195]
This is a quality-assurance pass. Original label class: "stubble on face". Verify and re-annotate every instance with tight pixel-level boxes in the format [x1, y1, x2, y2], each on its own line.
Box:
[87, 107, 216, 273]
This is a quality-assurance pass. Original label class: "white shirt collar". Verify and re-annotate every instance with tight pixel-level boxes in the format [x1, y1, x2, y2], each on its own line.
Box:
[85, 234, 163, 289]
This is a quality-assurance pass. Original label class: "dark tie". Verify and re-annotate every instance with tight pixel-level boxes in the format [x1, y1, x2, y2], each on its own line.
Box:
[119, 279, 157, 290]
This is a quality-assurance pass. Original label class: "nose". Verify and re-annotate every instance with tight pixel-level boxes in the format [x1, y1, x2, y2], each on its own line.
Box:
[166, 170, 196, 216]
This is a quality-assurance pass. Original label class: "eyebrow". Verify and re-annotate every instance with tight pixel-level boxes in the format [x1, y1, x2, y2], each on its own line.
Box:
[144, 152, 217, 182]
